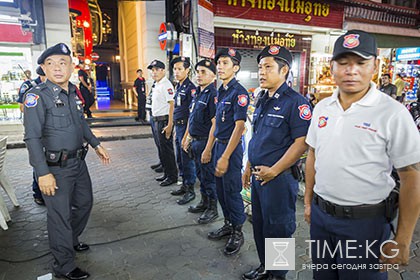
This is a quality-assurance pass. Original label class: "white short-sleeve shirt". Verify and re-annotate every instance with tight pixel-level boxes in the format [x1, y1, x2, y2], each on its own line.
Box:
[306, 82, 420, 205]
[151, 77, 175, 117]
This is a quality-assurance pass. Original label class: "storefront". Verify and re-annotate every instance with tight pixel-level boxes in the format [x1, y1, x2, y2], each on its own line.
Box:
[215, 28, 311, 93]
[212, 0, 345, 96]
[395, 47, 420, 102]
[0, 0, 45, 120]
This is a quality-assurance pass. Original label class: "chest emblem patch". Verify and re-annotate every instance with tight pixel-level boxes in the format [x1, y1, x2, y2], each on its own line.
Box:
[298, 104, 312, 120]
[24, 93, 39, 108]
[318, 116, 328, 128]
[214, 97, 218, 104]
[191, 89, 196, 97]
[238, 94, 248, 107]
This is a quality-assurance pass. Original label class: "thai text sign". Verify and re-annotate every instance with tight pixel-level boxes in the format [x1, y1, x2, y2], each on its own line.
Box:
[213, 0, 344, 29]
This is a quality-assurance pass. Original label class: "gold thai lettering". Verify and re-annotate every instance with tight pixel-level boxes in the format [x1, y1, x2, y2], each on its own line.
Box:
[226, 0, 330, 22]
[230, 29, 297, 49]
[295, 0, 304, 13]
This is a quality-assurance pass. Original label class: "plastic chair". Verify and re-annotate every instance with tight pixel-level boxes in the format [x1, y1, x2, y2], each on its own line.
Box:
[0, 136, 20, 230]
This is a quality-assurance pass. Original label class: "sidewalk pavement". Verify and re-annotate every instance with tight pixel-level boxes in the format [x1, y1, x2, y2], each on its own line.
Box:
[0, 136, 419, 279]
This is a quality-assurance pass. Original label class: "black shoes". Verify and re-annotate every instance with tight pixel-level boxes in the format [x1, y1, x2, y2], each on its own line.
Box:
[34, 197, 45, 206]
[155, 175, 167, 182]
[242, 264, 269, 280]
[208, 219, 232, 240]
[176, 185, 195, 205]
[170, 185, 186, 196]
[150, 163, 161, 169]
[73, 243, 90, 252]
[224, 224, 244, 256]
[198, 199, 218, 224]
[55, 267, 90, 280]
[188, 195, 208, 213]
[160, 178, 177, 187]
[154, 166, 164, 173]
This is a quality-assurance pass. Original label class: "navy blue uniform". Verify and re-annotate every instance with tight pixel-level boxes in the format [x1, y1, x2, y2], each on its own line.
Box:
[248, 83, 311, 277]
[214, 78, 249, 226]
[78, 69, 93, 118]
[174, 78, 196, 186]
[188, 83, 217, 199]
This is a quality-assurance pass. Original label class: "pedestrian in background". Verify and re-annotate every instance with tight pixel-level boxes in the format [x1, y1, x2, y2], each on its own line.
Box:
[379, 73, 397, 98]
[183, 59, 219, 224]
[170, 56, 197, 204]
[394, 73, 406, 102]
[78, 66, 94, 118]
[148, 59, 178, 187]
[17, 66, 47, 206]
[304, 30, 420, 280]
[242, 45, 311, 280]
[208, 48, 249, 256]
[133, 68, 146, 123]
[23, 43, 110, 280]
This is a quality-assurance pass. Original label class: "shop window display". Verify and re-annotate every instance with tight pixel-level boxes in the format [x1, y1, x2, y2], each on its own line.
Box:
[307, 53, 336, 104]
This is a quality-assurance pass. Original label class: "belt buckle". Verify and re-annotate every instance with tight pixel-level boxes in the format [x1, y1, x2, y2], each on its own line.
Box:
[342, 206, 353, 218]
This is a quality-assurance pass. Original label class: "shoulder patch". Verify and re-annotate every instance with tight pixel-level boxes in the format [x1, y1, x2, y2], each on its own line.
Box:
[24, 93, 40, 108]
[168, 88, 173, 95]
[237, 94, 248, 107]
[298, 104, 312, 120]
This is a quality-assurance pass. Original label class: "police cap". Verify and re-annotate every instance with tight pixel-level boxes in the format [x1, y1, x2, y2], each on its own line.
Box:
[257, 45, 293, 67]
[147, 60, 165, 70]
[195, 59, 216, 74]
[215, 48, 241, 64]
[37, 43, 72, 64]
[36, 66, 45, 76]
[332, 30, 377, 61]
[171, 56, 191, 68]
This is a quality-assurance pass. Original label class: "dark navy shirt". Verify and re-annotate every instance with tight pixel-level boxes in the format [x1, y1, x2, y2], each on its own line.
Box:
[188, 83, 217, 138]
[134, 77, 146, 95]
[174, 77, 196, 121]
[248, 83, 312, 167]
[17, 77, 42, 103]
[214, 78, 249, 140]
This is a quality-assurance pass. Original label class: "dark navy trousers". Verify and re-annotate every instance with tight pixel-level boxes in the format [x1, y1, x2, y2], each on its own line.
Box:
[175, 123, 196, 186]
[310, 201, 391, 280]
[191, 139, 216, 199]
[251, 171, 298, 277]
[214, 141, 246, 226]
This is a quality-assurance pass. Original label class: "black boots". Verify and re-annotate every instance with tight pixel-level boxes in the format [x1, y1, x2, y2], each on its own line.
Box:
[242, 264, 269, 280]
[188, 195, 208, 213]
[208, 219, 232, 240]
[176, 185, 195, 205]
[198, 198, 218, 224]
[224, 224, 244, 256]
[170, 185, 186, 196]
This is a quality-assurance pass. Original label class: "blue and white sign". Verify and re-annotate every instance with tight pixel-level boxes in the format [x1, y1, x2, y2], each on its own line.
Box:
[396, 47, 420, 61]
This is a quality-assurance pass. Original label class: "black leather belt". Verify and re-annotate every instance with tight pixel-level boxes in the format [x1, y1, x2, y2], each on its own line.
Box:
[153, 115, 169, 122]
[46, 148, 84, 166]
[191, 136, 208, 141]
[216, 138, 242, 145]
[313, 193, 386, 219]
[175, 118, 188, 125]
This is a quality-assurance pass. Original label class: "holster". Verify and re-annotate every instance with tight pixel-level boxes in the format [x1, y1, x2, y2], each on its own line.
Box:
[291, 165, 303, 181]
[385, 185, 400, 223]
[186, 145, 194, 160]
[81, 145, 89, 160]
[46, 150, 62, 166]
[60, 149, 68, 167]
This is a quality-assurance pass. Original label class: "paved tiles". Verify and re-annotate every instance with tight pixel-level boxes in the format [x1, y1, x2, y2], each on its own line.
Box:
[0, 139, 419, 280]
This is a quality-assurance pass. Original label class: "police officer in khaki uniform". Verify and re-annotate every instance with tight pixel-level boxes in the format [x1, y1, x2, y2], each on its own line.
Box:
[23, 43, 110, 280]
